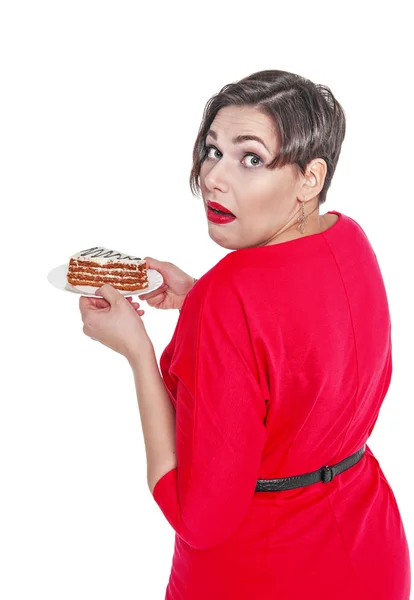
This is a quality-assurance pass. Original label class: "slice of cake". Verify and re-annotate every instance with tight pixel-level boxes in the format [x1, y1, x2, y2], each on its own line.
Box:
[67, 246, 149, 292]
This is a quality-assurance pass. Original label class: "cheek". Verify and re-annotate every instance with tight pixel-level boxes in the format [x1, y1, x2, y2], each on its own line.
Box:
[247, 182, 279, 212]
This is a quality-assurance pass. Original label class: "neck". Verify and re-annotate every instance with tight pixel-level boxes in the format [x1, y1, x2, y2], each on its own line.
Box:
[261, 204, 321, 247]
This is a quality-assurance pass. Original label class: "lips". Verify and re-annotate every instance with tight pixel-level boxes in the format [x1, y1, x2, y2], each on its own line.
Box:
[207, 201, 235, 216]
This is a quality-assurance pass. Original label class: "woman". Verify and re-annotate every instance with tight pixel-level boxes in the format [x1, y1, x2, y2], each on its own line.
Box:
[79, 70, 411, 599]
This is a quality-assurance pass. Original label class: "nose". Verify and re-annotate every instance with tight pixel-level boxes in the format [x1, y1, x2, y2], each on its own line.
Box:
[203, 159, 230, 193]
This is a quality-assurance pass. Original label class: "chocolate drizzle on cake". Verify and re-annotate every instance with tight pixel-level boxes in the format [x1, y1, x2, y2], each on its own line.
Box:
[79, 247, 142, 262]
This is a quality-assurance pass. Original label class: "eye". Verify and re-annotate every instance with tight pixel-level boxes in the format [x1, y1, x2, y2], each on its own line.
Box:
[204, 144, 263, 168]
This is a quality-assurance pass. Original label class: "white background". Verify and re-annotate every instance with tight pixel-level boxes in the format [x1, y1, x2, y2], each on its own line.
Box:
[1, 1, 413, 598]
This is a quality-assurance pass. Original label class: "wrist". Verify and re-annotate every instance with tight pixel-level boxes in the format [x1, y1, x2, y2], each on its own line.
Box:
[126, 340, 155, 369]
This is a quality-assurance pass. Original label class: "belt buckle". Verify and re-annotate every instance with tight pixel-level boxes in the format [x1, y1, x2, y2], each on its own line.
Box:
[321, 465, 334, 483]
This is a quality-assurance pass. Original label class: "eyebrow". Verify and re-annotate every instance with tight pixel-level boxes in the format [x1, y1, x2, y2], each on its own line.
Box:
[206, 129, 271, 155]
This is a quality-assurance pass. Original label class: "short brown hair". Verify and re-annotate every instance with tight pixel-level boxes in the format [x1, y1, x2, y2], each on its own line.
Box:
[189, 69, 346, 206]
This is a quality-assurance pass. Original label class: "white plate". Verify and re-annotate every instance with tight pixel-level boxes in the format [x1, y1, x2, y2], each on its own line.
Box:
[47, 263, 164, 297]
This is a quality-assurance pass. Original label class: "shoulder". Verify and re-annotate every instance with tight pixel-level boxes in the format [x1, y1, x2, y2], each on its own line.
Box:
[204, 253, 246, 300]
[183, 251, 252, 320]
[189, 251, 243, 293]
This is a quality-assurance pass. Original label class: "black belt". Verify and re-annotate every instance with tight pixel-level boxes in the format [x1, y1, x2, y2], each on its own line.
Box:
[255, 445, 366, 492]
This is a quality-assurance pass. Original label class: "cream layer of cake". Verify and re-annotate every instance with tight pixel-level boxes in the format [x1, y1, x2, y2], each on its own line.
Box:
[67, 246, 149, 291]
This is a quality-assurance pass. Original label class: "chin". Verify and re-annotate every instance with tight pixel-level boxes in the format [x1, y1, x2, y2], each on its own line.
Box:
[207, 230, 245, 251]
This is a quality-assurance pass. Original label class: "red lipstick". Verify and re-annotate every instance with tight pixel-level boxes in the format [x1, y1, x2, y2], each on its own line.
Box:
[207, 201, 235, 215]
[207, 201, 236, 224]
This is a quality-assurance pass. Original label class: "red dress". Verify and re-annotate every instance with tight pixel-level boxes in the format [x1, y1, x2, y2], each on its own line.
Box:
[152, 210, 411, 599]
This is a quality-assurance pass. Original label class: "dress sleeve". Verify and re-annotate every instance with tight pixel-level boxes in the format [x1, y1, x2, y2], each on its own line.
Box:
[152, 271, 268, 550]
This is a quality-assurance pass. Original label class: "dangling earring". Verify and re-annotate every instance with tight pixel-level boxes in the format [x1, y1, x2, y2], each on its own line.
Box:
[297, 201, 308, 235]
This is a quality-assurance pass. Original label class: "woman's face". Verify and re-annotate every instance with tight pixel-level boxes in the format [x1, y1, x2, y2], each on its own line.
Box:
[199, 105, 317, 250]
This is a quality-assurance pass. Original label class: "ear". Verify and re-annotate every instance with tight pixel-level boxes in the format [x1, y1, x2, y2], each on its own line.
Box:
[300, 158, 327, 200]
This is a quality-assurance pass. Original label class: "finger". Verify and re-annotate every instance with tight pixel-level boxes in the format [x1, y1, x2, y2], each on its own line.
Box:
[94, 283, 123, 305]
[94, 298, 111, 308]
[139, 284, 167, 300]
[79, 296, 109, 310]
[129, 301, 143, 313]
[79, 296, 95, 308]
[142, 283, 168, 296]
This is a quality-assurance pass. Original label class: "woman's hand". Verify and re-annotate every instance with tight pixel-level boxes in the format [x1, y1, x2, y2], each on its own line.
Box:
[139, 256, 196, 311]
[79, 283, 152, 361]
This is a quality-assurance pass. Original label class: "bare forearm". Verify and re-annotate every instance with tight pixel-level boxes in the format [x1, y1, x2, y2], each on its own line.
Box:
[128, 345, 176, 494]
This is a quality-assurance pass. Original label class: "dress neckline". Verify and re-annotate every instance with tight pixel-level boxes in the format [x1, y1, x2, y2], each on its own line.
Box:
[231, 211, 344, 258]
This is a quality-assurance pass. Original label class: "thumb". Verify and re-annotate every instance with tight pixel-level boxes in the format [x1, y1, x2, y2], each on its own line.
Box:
[143, 256, 162, 270]
[94, 283, 123, 305]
